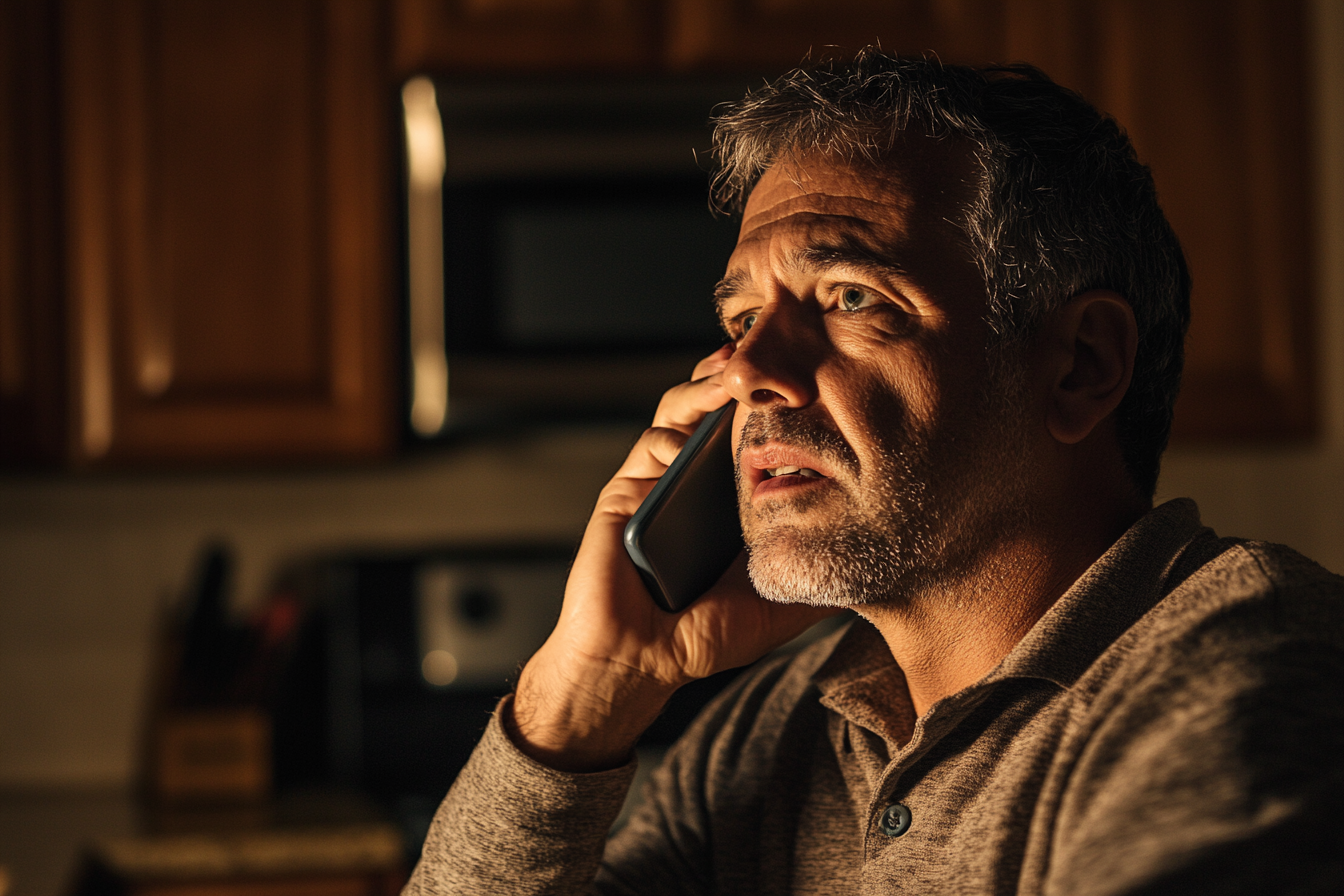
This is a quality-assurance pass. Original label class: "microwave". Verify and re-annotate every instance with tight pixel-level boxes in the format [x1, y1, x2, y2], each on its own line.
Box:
[400, 76, 753, 438]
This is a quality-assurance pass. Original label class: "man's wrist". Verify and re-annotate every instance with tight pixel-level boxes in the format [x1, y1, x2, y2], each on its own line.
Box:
[507, 652, 676, 773]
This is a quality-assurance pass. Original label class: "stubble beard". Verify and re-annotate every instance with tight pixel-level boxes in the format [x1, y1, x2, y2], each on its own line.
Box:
[739, 373, 1034, 609]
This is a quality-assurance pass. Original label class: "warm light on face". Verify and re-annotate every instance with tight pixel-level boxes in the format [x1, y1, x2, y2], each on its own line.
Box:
[723, 153, 1030, 607]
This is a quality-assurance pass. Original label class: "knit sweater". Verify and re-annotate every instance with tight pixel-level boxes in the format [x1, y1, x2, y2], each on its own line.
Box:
[405, 499, 1344, 894]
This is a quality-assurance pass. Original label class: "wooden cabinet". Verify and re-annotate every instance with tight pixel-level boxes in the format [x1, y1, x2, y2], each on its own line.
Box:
[3, 0, 396, 467]
[63, 0, 396, 465]
[391, 0, 1012, 76]
[392, 0, 661, 74]
[662, 0, 1009, 71]
[0, 0, 66, 464]
[1003, 0, 1316, 441]
[0, 0, 1318, 467]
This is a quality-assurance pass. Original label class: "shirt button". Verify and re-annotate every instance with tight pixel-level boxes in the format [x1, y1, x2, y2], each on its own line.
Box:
[879, 802, 912, 837]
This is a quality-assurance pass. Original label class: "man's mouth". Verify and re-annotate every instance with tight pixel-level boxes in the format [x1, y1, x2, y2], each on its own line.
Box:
[763, 465, 824, 479]
[737, 408, 858, 501]
[744, 448, 836, 499]
[750, 460, 831, 502]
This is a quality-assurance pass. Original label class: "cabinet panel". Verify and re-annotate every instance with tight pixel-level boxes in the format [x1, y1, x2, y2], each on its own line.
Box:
[1007, 0, 1316, 440]
[148, 0, 325, 397]
[62, 0, 395, 464]
[392, 0, 660, 76]
[1126, 0, 1313, 440]
[666, 0, 1008, 71]
[0, 0, 66, 463]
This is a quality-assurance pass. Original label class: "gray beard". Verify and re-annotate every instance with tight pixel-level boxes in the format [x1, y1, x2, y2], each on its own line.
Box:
[738, 379, 1032, 609]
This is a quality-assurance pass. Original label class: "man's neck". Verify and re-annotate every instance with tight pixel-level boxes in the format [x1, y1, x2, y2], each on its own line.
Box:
[855, 502, 1147, 717]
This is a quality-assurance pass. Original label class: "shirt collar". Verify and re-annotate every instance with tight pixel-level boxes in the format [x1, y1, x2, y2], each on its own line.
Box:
[985, 497, 1218, 688]
[812, 620, 916, 746]
[811, 498, 1221, 712]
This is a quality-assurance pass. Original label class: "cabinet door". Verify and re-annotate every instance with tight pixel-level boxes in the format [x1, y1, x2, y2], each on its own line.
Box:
[0, 0, 65, 464]
[61, 0, 395, 465]
[1007, 0, 1316, 441]
[665, 0, 1008, 71]
[392, 0, 661, 76]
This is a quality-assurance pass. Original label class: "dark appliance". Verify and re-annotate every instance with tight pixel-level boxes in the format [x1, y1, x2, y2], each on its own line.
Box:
[271, 547, 747, 852]
[400, 76, 753, 437]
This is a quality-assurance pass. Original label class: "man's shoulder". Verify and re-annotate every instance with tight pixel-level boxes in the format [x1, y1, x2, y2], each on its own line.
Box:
[1152, 535, 1344, 647]
[1220, 538, 1344, 603]
[1046, 537, 1344, 895]
[1081, 533, 1344, 717]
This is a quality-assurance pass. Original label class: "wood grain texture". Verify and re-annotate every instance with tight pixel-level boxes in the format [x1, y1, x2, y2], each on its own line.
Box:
[391, 0, 661, 76]
[0, 0, 67, 463]
[60, 0, 396, 465]
[1007, 0, 1316, 441]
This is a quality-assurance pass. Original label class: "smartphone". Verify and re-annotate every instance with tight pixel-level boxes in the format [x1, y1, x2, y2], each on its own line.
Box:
[624, 400, 744, 613]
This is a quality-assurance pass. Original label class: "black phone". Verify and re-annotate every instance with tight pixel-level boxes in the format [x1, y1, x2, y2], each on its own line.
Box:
[624, 400, 744, 612]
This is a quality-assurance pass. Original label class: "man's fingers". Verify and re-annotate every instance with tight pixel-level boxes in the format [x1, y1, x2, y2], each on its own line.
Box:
[652, 346, 735, 433]
[653, 377, 730, 432]
[595, 426, 693, 519]
[614, 426, 688, 481]
[689, 344, 733, 381]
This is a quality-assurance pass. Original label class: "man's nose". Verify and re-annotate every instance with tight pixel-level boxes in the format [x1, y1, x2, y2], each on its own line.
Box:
[722, 303, 823, 410]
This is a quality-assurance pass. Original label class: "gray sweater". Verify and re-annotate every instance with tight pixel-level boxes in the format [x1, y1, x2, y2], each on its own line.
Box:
[405, 499, 1344, 894]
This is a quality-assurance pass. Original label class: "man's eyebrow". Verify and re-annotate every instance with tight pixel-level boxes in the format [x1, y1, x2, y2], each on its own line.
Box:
[711, 235, 907, 322]
[713, 271, 749, 320]
[793, 235, 909, 281]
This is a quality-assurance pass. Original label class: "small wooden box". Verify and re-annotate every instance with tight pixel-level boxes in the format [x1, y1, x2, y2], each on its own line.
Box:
[153, 709, 271, 804]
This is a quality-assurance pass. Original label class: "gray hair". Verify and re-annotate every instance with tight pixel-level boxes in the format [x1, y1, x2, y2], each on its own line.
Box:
[710, 49, 1190, 498]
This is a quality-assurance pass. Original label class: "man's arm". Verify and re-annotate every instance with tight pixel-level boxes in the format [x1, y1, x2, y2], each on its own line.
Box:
[404, 347, 833, 894]
[402, 696, 636, 896]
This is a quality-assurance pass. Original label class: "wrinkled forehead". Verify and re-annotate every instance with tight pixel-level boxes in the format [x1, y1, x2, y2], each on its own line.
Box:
[739, 135, 980, 242]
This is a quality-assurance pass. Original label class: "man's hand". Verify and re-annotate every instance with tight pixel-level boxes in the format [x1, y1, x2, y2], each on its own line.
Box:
[509, 346, 837, 772]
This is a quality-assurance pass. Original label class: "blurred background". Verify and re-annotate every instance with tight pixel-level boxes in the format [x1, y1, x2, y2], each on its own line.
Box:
[2, 1, 1341, 894]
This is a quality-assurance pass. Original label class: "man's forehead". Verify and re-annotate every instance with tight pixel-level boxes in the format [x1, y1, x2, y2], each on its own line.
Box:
[738, 140, 977, 244]
[739, 160, 915, 237]
[719, 142, 985, 318]
[741, 167, 919, 231]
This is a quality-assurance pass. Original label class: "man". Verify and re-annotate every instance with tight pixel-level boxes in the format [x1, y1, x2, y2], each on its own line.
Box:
[405, 51, 1343, 894]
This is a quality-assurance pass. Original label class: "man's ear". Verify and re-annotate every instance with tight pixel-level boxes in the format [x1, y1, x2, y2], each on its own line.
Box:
[1040, 290, 1137, 445]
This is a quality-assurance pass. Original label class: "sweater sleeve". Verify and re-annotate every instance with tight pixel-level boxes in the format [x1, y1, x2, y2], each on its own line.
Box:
[405, 634, 845, 896]
[403, 694, 637, 896]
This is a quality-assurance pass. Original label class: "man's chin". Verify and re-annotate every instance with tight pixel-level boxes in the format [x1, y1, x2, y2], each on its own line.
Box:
[744, 526, 893, 609]
[748, 569, 856, 609]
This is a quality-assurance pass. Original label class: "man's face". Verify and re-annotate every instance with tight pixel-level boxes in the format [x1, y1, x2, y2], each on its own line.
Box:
[717, 141, 1035, 607]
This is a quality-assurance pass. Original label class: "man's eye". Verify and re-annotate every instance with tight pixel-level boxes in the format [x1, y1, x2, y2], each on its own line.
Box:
[839, 286, 879, 312]
[739, 313, 759, 335]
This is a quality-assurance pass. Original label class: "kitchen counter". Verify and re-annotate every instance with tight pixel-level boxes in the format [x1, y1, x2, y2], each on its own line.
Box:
[0, 790, 403, 896]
